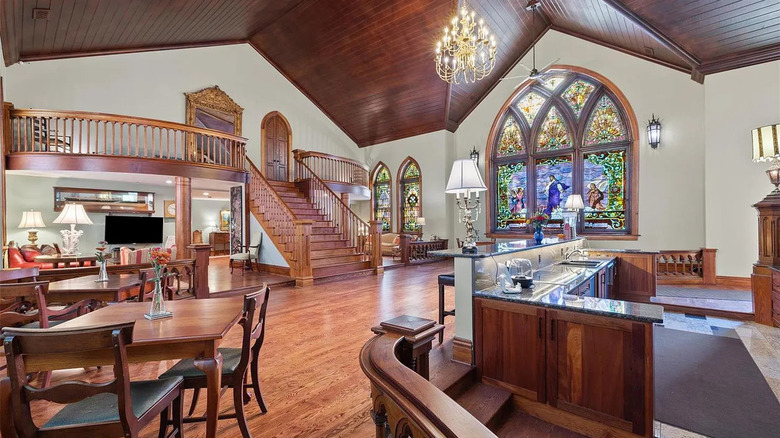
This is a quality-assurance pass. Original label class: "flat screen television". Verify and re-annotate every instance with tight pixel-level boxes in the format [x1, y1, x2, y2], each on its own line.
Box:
[104, 215, 164, 244]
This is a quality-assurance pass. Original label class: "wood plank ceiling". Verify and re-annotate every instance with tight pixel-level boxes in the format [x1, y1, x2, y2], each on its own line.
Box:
[2, 0, 780, 146]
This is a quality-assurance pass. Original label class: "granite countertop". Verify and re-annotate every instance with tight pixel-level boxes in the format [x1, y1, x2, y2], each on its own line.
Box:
[475, 257, 664, 323]
[588, 248, 661, 255]
[430, 237, 585, 259]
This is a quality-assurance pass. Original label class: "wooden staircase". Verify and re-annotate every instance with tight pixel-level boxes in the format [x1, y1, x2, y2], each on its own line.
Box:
[265, 180, 371, 278]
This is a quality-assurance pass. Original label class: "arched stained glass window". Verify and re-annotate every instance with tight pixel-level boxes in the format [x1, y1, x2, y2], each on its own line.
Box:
[398, 158, 422, 234]
[371, 162, 392, 232]
[488, 68, 637, 237]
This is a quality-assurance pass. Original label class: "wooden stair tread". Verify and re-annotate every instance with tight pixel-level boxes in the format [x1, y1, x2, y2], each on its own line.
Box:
[429, 360, 475, 397]
[312, 260, 371, 277]
[454, 383, 512, 429]
[494, 410, 587, 438]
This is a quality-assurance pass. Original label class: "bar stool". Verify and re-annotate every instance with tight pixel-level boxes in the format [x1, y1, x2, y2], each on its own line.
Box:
[437, 273, 455, 344]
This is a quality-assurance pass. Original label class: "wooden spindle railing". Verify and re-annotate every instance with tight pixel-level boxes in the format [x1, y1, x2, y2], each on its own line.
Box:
[656, 248, 716, 285]
[294, 157, 373, 265]
[400, 236, 449, 266]
[7, 107, 247, 171]
[293, 149, 369, 187]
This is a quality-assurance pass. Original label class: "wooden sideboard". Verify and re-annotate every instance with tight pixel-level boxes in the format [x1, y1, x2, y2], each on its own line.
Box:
[208, 231, 230, 256]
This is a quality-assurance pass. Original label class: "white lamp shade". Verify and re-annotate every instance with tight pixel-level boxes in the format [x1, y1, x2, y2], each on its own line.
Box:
[446, 159, 487, 194]
[53, 203, 93, 225]
[563, 194, 585, 210]
[752, 124, 780, 162]
[18, 211, 46, 228]
[416, 217, 426, 225]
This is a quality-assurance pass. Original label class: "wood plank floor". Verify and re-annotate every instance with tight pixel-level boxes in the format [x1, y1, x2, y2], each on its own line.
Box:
[15, 260, 460, 437]
[208, 256, 295, 293]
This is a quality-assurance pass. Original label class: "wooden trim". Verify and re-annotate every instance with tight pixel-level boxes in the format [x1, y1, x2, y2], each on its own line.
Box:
[397, 156, 423, 235]
[484, 65, 640, 240]
[0, 77, 5, 251]
[15, 40, 247, 66]
[452, 336, 473, 365]
[175, 177, 192, 260]
[699, 41, 780, 75]
[260, 111, 293, 182]
[369, 161, 392, 232]
[252, 262, 291, 276]
[716, 275, 751, 289]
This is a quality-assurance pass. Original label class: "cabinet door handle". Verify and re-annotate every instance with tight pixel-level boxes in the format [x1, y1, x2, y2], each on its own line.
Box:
[538, 316, 543, 339]
[550, 319, 556, 341]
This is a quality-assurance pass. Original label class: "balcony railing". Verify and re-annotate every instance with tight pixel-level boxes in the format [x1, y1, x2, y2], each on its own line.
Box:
[4, 105, 247, 175]
[293, 149, 369, 188]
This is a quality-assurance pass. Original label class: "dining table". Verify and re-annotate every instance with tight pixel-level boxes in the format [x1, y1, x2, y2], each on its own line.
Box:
[33, 254, 98, 268]
[0, 297, 245, 438]
[46, 273, 144, 302]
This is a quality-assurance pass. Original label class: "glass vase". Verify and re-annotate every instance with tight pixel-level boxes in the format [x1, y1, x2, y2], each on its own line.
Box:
[144, 280, 173, 320]
[533, 228, 544, 244]
[96, 260, 109, 282]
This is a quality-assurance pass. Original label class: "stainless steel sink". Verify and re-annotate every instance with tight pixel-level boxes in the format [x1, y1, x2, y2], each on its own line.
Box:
[559, 260, 602, 268]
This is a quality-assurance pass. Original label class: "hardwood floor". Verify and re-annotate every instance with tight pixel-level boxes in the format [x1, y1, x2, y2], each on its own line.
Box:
[12, 260, 458, 437]
[208, 256, 295, 294]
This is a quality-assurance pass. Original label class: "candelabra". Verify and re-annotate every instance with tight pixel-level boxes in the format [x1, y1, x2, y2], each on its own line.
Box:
[455, 192, 482, 253]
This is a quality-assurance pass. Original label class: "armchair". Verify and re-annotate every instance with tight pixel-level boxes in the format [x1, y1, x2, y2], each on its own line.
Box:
[229, 232, 263, 275]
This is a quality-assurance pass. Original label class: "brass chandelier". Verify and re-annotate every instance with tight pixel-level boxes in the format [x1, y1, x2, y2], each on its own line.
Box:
[435, 5, 497, 85]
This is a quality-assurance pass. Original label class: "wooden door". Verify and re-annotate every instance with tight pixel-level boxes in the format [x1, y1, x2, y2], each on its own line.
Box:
[474, 298, 546, 402]
[545, 309, 652, 436]
[264, 115, 288, 181]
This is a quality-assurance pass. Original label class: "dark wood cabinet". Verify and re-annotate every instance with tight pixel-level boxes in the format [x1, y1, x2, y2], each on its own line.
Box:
[589, 251, 656, 303]
[209, 231, 230, 256]
[474, 298, 546, 402]
[596, 260, 616, 299]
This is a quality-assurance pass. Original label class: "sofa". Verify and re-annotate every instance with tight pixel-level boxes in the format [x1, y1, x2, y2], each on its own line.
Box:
[118, 246, 176, 265]
[380, 233, 401, 257]
[7, 243, 61, 269]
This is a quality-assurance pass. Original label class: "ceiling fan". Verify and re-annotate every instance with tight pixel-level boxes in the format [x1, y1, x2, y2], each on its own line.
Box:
[500, 0, 559, 90]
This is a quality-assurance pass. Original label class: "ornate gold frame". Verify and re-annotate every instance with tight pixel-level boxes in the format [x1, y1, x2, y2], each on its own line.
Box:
[185, 85, 243, 135]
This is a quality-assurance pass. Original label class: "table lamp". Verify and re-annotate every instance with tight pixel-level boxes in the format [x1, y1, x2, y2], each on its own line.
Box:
[446, 159, 487, 253]
[416, 217, 426, 240]
[18, 210, 46, 245]
[752, 123, 780, 196]
[562, 194, 585, 238]
[53, 203, 93, 255]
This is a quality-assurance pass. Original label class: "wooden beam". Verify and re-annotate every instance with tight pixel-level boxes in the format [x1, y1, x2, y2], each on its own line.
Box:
[175, 177, 192, 260]
[601, 0, 700, 69]
[698, 41, 780, 75]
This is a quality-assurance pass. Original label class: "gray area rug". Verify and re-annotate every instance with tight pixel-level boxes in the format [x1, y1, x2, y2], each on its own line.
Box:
[656, 285, 752, 301]
[654, 326, 780, 438]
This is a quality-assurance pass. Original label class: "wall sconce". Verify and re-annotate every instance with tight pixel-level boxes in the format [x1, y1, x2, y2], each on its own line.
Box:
[470, 146, 479, 163]
[647, 114, 661, 148]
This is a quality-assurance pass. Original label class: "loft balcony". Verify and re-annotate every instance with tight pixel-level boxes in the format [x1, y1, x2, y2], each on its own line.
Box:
[3, 104, 248, 182]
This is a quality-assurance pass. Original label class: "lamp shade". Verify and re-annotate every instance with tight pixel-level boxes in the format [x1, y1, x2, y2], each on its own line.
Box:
[53, 203, 93, 225]
[446, 159, 487, 194]
[752, 124, 780, 162]
[563, 195, 585, 210]
[416, 217, 426, 225]
[18, 210, 46, 228]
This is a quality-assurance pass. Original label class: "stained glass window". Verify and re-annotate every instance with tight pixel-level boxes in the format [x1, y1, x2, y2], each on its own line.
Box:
[491, 70, 634, 236]
[496, 161, 527, 230]
[516, 92, 545, 125]
[399, 159, 422, 233]
[583, 150, 626, 231]
[373, 165, 392, 232]
[537, 106, 571, 151]
[497, 116, 524, 157]
[585, 96, 626, 145]
[535, 156, 573, 228]
[561, 79, 595, 118]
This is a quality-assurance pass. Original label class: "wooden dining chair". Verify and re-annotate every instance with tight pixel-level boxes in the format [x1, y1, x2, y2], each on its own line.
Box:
[158, 284, 271, 438]
[137, 268, 175, 302]
[3, 322, 185, 438]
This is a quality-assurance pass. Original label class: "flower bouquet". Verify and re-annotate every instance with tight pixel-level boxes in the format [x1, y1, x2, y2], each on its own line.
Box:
[526, 213, 549, 244]
[144, 248, 173, 320]
[95, 241, 109, 282]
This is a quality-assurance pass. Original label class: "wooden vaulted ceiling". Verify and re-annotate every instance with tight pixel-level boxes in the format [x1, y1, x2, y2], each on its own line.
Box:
[2, 0, 780, 147]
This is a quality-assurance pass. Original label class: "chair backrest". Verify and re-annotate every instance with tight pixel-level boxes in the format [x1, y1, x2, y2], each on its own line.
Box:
[0, 267, 40, 283]
[0, 281, 44, 329]
[192, 230, 203, 244]
[3, 322, 136, 436]
[251, 232, 263, 259]
[233, 284, 270, 379]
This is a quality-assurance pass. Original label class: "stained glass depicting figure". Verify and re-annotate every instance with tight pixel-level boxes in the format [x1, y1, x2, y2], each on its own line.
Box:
[583, 150, 626, 230]
[537, 106, 571, 151]
[535, 156, 573, 227]
[401, 181, 421, 232]
[561, 80, 595, 118]
[373, 166, 392, 231]
[496, 161, 527, 230]
[516, 91, 545, 125]
[585, 95, 626, 145]
[541, 74, 569, 91]
[497, 116, 524, 157]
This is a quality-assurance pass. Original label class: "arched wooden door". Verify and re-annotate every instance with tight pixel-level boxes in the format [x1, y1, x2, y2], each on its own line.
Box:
[263, 112, 290, 181]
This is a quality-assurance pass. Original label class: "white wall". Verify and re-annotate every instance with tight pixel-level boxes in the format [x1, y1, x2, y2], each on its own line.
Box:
[1, 43, 362, 165]
[704, 62, 780, 277]
[191, 198, 229, 243]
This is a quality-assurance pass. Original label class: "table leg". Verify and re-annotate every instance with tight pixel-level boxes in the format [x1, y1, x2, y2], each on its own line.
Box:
[194, 350, 223, 438]
[1, 377, 16, 438]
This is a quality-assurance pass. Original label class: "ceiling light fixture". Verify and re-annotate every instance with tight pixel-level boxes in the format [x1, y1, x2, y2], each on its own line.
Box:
[435, 4, 497, 84]
[166, 180, 173, 184]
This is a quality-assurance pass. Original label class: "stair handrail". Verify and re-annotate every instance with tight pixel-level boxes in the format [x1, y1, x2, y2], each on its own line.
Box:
[246, 158, 299, 258]
[360, 332, 496, 438]
[293, 156, 374, 264]
[293, 149, 369, 186]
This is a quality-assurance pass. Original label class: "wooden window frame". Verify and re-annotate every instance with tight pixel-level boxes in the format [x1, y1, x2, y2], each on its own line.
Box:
[370, 161, 393, 233]
[397, 157, 423, 236]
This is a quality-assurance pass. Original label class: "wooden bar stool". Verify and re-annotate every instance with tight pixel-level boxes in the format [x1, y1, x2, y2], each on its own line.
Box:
[437, 273, 455, 344]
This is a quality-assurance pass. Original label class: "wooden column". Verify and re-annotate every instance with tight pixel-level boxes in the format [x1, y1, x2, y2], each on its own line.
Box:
[369, 220, 383, 274]
[292, 220, 313, 286]
[188, 243, 212, 299]
[400, 234, 411, 265]
[175, 177, 192, 259]
[701, 248, 717, 285]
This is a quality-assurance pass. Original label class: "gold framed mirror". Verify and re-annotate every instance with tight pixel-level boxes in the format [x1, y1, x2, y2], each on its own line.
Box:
[185, 86, 243, 162]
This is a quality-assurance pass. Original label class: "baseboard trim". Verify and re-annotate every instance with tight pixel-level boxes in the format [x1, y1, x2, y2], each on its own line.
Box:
[452, 337, 473, 365]
[716, 276, 751, 289]
[653, 301, 754, 320]
[252, 262, 291, 276]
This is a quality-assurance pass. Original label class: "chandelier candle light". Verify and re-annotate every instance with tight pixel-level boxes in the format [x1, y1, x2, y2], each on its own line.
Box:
[435, 5, 497, 84]
[446, 159, 488, 253]
[53, 203, 92, 255]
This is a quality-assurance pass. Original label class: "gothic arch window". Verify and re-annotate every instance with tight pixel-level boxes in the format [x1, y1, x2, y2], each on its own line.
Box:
[398, 157, 423, 234]
[371, 162, 393, 232]
[487, 67, 638, 238]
